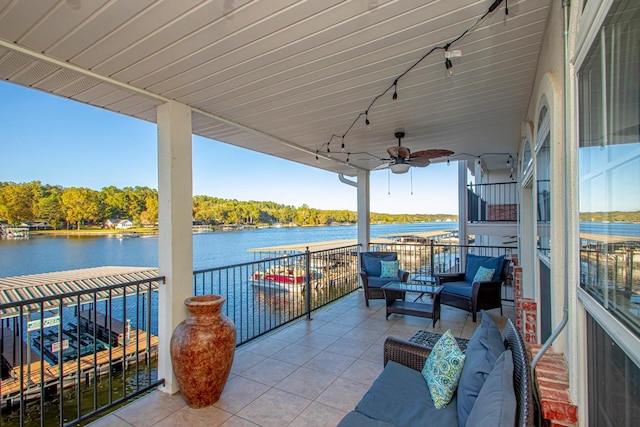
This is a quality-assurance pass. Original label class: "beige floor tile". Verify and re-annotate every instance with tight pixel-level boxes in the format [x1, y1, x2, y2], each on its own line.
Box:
[341, 326, 386, 344]
[340, 358, 384, 386]
[153, 404, 232, 427]
[303, 351, 356, 376]
[219, 416, 261, 427]
[266, 327, 309, 343]
[239, 358, 299, 386]
[231, 351, 267, 375]
[324, 337, 371, 358]
[269, 343, 321, 365]
[214, 376, 270, 414]
[243, 337, 291, 357]
[313, 322, 354, 337]
[236, 388, 311, 427]
[88, 414, 133, 427]
[315, 377, 371, 412]
[287, 401, 347, 427]
[358, 342, 384, 364]
[114, 391, 187, 427]
[274, 366, 337, 399]
[294, 331, 339, 350]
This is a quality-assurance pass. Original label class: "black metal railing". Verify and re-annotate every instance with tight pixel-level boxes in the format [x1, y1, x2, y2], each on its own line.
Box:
[467, 182, 518, 223]
[192, 244, 361, 345]
[0, 277, 164, 426]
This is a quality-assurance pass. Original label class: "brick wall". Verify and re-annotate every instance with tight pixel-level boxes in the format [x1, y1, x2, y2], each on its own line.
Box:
[529, 345, 578, 427]
[515, 264, 578, 426]
[487, 203, 517, 221]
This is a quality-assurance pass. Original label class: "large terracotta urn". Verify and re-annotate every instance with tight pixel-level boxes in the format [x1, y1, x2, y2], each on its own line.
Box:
[170, 295, 236, 408]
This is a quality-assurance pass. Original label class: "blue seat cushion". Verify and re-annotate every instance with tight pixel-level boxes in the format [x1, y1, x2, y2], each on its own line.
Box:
[465, 350, 516, 427]
[367, 276, 399, 288]
[442, 281, 473, 297]
[354, 361, 459, 427]
[362, 253, 397, 277]
[337, 411, 394, 427]
[464, 254, 505, 283]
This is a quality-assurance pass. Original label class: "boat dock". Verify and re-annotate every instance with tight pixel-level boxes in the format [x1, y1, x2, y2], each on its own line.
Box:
[1, 320, 157, 407]
[0, 267, 162, 408]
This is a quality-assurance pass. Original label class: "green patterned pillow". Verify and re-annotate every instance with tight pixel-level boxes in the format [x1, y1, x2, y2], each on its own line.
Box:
[379, 260, 399, 278]
[421, 329, 466, 408]
[473, 266, 496, 283]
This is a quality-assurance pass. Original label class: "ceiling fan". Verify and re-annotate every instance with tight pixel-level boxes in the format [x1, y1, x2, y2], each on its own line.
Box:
[377, 131, 454, 174]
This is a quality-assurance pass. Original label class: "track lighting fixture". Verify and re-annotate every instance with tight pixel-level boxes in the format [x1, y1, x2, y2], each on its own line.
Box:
[447, 158, 450, 166]
[341, 141, 345, 152]
[315, 151, 319, 163]
[346, 152, 350, 163]
[392, 80, 398, 103]
[365, 111, 371, 130]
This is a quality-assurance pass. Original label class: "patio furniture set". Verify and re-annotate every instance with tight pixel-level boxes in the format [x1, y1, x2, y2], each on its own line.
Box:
[337, 252, 529, 425]
[359, 251, 511, 324]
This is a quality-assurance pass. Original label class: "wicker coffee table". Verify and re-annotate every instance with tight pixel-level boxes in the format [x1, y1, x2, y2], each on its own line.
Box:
[381, 282, 443, 326]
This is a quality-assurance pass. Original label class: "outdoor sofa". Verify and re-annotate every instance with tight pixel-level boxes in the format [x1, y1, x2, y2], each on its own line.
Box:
[337, 315, 534, 427]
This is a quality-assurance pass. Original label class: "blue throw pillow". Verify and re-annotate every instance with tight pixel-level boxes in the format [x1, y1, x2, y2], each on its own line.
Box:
[380, 260, 399, 278]
[422, 329, 466, 409]
[362, 253, 397, 277]
[472, 266, 495, 283]
[465, 350, 516, 427]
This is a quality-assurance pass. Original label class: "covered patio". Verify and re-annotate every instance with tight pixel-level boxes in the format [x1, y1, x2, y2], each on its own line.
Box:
[2, 0, 640, 425]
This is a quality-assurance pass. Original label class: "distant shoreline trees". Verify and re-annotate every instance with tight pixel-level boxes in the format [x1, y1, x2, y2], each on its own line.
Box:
[0, 181, 458, 229]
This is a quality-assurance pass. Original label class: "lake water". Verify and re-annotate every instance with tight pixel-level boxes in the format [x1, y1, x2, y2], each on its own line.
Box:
[0, 222, 458, 278]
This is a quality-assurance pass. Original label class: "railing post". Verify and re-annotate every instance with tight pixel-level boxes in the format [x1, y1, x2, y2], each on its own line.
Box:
[430, 240, 435, 276]
[305, 247, 312, 320]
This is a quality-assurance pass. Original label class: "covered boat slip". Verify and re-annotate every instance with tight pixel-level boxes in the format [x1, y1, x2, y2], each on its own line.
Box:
[0, 266, 162, 318]
[0, 267, 162, 403]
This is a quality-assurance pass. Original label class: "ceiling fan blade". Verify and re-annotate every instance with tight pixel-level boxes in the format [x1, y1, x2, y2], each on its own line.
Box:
[387, 146, 399, 157]
[397, 146, 410, 158]
[409, 157, 431, 167]
[410, 149, 454, 160]
[373, 162, 391, 171]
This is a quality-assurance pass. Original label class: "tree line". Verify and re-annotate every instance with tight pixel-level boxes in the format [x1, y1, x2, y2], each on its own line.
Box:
[0, 181, 457, 229]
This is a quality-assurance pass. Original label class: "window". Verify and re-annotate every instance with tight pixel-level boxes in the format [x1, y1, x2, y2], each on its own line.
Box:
[537, 105, 551, 257]
[578, 0, 640, 336]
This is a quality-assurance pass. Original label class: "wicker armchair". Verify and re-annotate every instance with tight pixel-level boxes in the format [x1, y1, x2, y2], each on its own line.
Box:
[359, 251, 409, 307]
[436, 254, 510, 322]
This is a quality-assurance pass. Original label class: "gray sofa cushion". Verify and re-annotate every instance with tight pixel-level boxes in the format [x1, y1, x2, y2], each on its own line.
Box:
[362, 253, 397, 277]
[337, 411, 395, 427]
[354, 361, 459, 427]
[465, 350, 516, 427]
[457, 314, 506, 427]
[442, 281, 473, 297]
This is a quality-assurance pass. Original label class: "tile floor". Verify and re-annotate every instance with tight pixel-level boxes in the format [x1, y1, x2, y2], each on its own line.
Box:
[90, 291, 514, 427]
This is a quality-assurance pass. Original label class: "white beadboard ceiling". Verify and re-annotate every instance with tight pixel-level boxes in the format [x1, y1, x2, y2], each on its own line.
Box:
[0, 0, 551, 176]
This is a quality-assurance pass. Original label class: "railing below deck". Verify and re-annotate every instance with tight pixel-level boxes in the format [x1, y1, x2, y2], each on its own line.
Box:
[0, 276, 164, 426]
[192, 244, 361, 345]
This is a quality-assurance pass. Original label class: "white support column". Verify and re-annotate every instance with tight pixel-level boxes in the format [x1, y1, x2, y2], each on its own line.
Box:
[458, 160, 468, 249]
[357, 170, 370, 251]
[156, 101, 193, 395]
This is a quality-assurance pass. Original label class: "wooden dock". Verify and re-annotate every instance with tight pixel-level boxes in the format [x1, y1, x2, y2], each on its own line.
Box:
[1, 326, 157, 405]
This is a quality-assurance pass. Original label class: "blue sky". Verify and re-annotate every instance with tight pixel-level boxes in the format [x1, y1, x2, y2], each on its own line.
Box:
[0, 81, 458, 215]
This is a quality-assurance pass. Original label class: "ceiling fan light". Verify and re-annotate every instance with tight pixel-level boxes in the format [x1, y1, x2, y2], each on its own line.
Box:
[389, 163, 410, 174]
